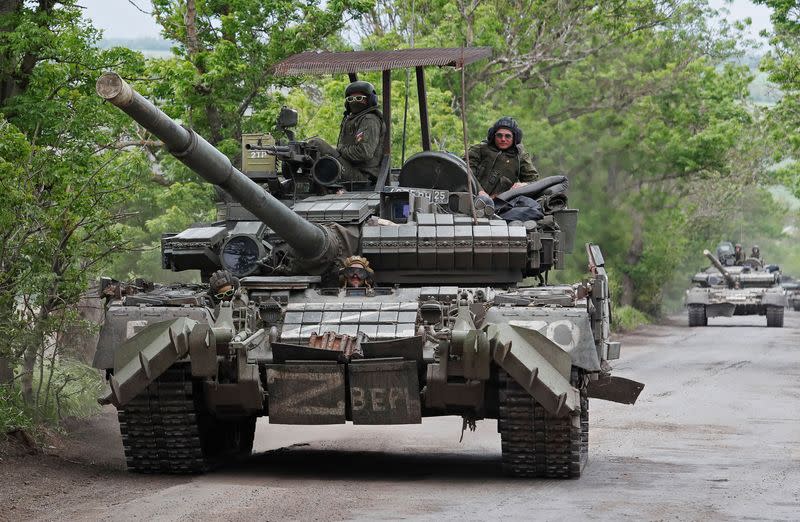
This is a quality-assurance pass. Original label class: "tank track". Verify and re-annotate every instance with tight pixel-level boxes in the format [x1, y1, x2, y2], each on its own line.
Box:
[498, 369, 588, 478]
[766, 306, 784, 328]
[117, 364, 255, 474]
[687, 304, 707, 327]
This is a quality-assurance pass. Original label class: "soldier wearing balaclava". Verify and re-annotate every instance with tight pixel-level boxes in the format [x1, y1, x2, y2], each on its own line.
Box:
[307, 81, 386, 182]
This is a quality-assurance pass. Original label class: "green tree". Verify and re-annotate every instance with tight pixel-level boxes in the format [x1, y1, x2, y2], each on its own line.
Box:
[753, 0, 800, 198]
[0, 0, 149, 418]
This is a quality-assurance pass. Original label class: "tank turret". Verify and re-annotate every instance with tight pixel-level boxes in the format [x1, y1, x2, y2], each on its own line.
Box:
[96, 73, 341, 270]
[703, 249, 736, 288]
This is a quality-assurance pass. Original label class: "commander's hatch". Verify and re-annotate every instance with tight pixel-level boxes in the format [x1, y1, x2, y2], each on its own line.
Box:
[271, 47, 492, 189]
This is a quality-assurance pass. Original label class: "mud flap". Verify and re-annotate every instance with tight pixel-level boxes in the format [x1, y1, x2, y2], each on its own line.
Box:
[349, 359, 421, 425]
[587, 375, 645, 404]
[266, 363, 346, 424]
[487, 323, 579, 416]
[706, 303, 735, 318]
[100, 317, 196, 407]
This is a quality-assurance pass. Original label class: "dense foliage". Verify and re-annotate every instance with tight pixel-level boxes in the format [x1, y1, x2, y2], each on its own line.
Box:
[0, 0, 797, 431]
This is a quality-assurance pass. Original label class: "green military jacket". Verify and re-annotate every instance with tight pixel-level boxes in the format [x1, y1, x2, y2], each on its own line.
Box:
[337, 107, 385, 180]
[467, 142, 538, 195]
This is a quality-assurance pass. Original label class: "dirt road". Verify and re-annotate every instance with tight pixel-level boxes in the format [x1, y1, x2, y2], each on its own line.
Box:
[3, 314, 799, 521]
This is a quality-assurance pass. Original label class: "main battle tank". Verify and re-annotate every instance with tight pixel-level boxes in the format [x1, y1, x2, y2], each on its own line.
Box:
[92, 48, 643, 479]
[685, 249, 786, 327]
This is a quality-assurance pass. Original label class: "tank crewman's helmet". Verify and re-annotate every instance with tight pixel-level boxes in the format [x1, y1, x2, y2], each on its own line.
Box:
[209, 269, 240, 301]
[338, 255, 375, 288]
[487, 116, 523, 146]
[344, 81, 378, 109]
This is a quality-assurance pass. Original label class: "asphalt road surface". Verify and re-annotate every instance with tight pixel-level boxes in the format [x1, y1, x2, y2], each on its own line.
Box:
[3, 313, 799, 521]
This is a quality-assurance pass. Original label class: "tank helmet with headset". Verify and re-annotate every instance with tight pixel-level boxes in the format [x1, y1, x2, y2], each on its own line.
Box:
[344, 81, 378, 109]
[487, 116, 523, 146]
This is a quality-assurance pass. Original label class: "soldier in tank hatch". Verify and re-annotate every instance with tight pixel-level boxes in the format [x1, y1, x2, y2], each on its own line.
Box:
[468, 116, 538, 197]
[734, 243, 745, 265]
[751, 245, 761, 260]
[307, 81, 386, 182]
[339, 256, 375, 289]
[209, 270, 240, 302]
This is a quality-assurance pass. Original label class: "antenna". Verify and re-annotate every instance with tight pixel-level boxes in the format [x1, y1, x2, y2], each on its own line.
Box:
[401, 0, 415, 165]
[460, 45, 477, 222]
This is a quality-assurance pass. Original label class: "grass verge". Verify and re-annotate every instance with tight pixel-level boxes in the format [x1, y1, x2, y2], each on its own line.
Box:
[612, 305, 651, 332]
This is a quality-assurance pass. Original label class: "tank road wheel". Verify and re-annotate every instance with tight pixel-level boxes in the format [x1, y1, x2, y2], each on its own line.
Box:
[766, 306, 784, 328]
[498, 369, 588, 479]
[117, 364, 256, 473]
[688, 305, 707, 327]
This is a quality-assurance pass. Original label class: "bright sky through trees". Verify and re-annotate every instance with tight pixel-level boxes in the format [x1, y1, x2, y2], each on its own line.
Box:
[84, 0, 772, 42]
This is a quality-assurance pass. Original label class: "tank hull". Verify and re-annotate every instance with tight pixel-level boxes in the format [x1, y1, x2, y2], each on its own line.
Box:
[685, 286, 787, 326]
[96, 280, 641, 478]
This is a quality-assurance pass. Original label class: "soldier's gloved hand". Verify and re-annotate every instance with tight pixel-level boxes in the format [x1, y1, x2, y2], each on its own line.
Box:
[307, 137, 340, 158]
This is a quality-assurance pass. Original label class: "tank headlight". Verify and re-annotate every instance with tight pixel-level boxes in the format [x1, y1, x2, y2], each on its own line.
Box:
[708, 275, 722, 286]
[220, 234, 265, 277]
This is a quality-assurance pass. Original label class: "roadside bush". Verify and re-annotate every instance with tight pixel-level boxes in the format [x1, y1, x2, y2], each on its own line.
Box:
[1, 360, 102, 434]
[0, 386, 32, 436]
[612, 305, 651, 332]
[28, 361, 104, 423]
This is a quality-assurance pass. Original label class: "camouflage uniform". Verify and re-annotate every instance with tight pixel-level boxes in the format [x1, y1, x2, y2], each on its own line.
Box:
[310, 105, 385, 182]
[733, 245, 745, 266]
[468, 141, 538, 196]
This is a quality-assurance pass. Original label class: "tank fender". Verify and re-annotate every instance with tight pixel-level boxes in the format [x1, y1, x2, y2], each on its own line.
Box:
[684, 288, 710, 306]
[483, 307, 601, 372]
[587, 375, 644, 404]
[762, 290, 788, 308]
[101, 317, 199, 407]
[486, 323, 579, 416]
[93, 305, 213, 370]
[101, 302, 242, 407]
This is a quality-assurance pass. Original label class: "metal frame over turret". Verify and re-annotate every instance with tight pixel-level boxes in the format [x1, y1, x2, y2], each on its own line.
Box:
[93, 48, 643, 479]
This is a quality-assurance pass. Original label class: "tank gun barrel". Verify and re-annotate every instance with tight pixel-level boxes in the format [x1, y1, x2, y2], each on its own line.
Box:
[96, 72, 328, 260]
[704, 249, 736, 287]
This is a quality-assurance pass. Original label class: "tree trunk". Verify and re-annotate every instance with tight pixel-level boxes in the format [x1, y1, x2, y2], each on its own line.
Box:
[620, 209, 644, 307]
[0, 0, 23, 106]
[0, 356, 12, 386]
[21, 343, 36, 404]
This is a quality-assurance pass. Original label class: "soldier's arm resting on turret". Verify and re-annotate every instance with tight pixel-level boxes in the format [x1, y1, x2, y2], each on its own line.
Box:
[338, 115, 382, 163]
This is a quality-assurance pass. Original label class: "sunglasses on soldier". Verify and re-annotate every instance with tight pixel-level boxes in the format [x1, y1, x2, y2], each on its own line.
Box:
[214, 288, 235, 300]
[345, 95, 368, 103]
